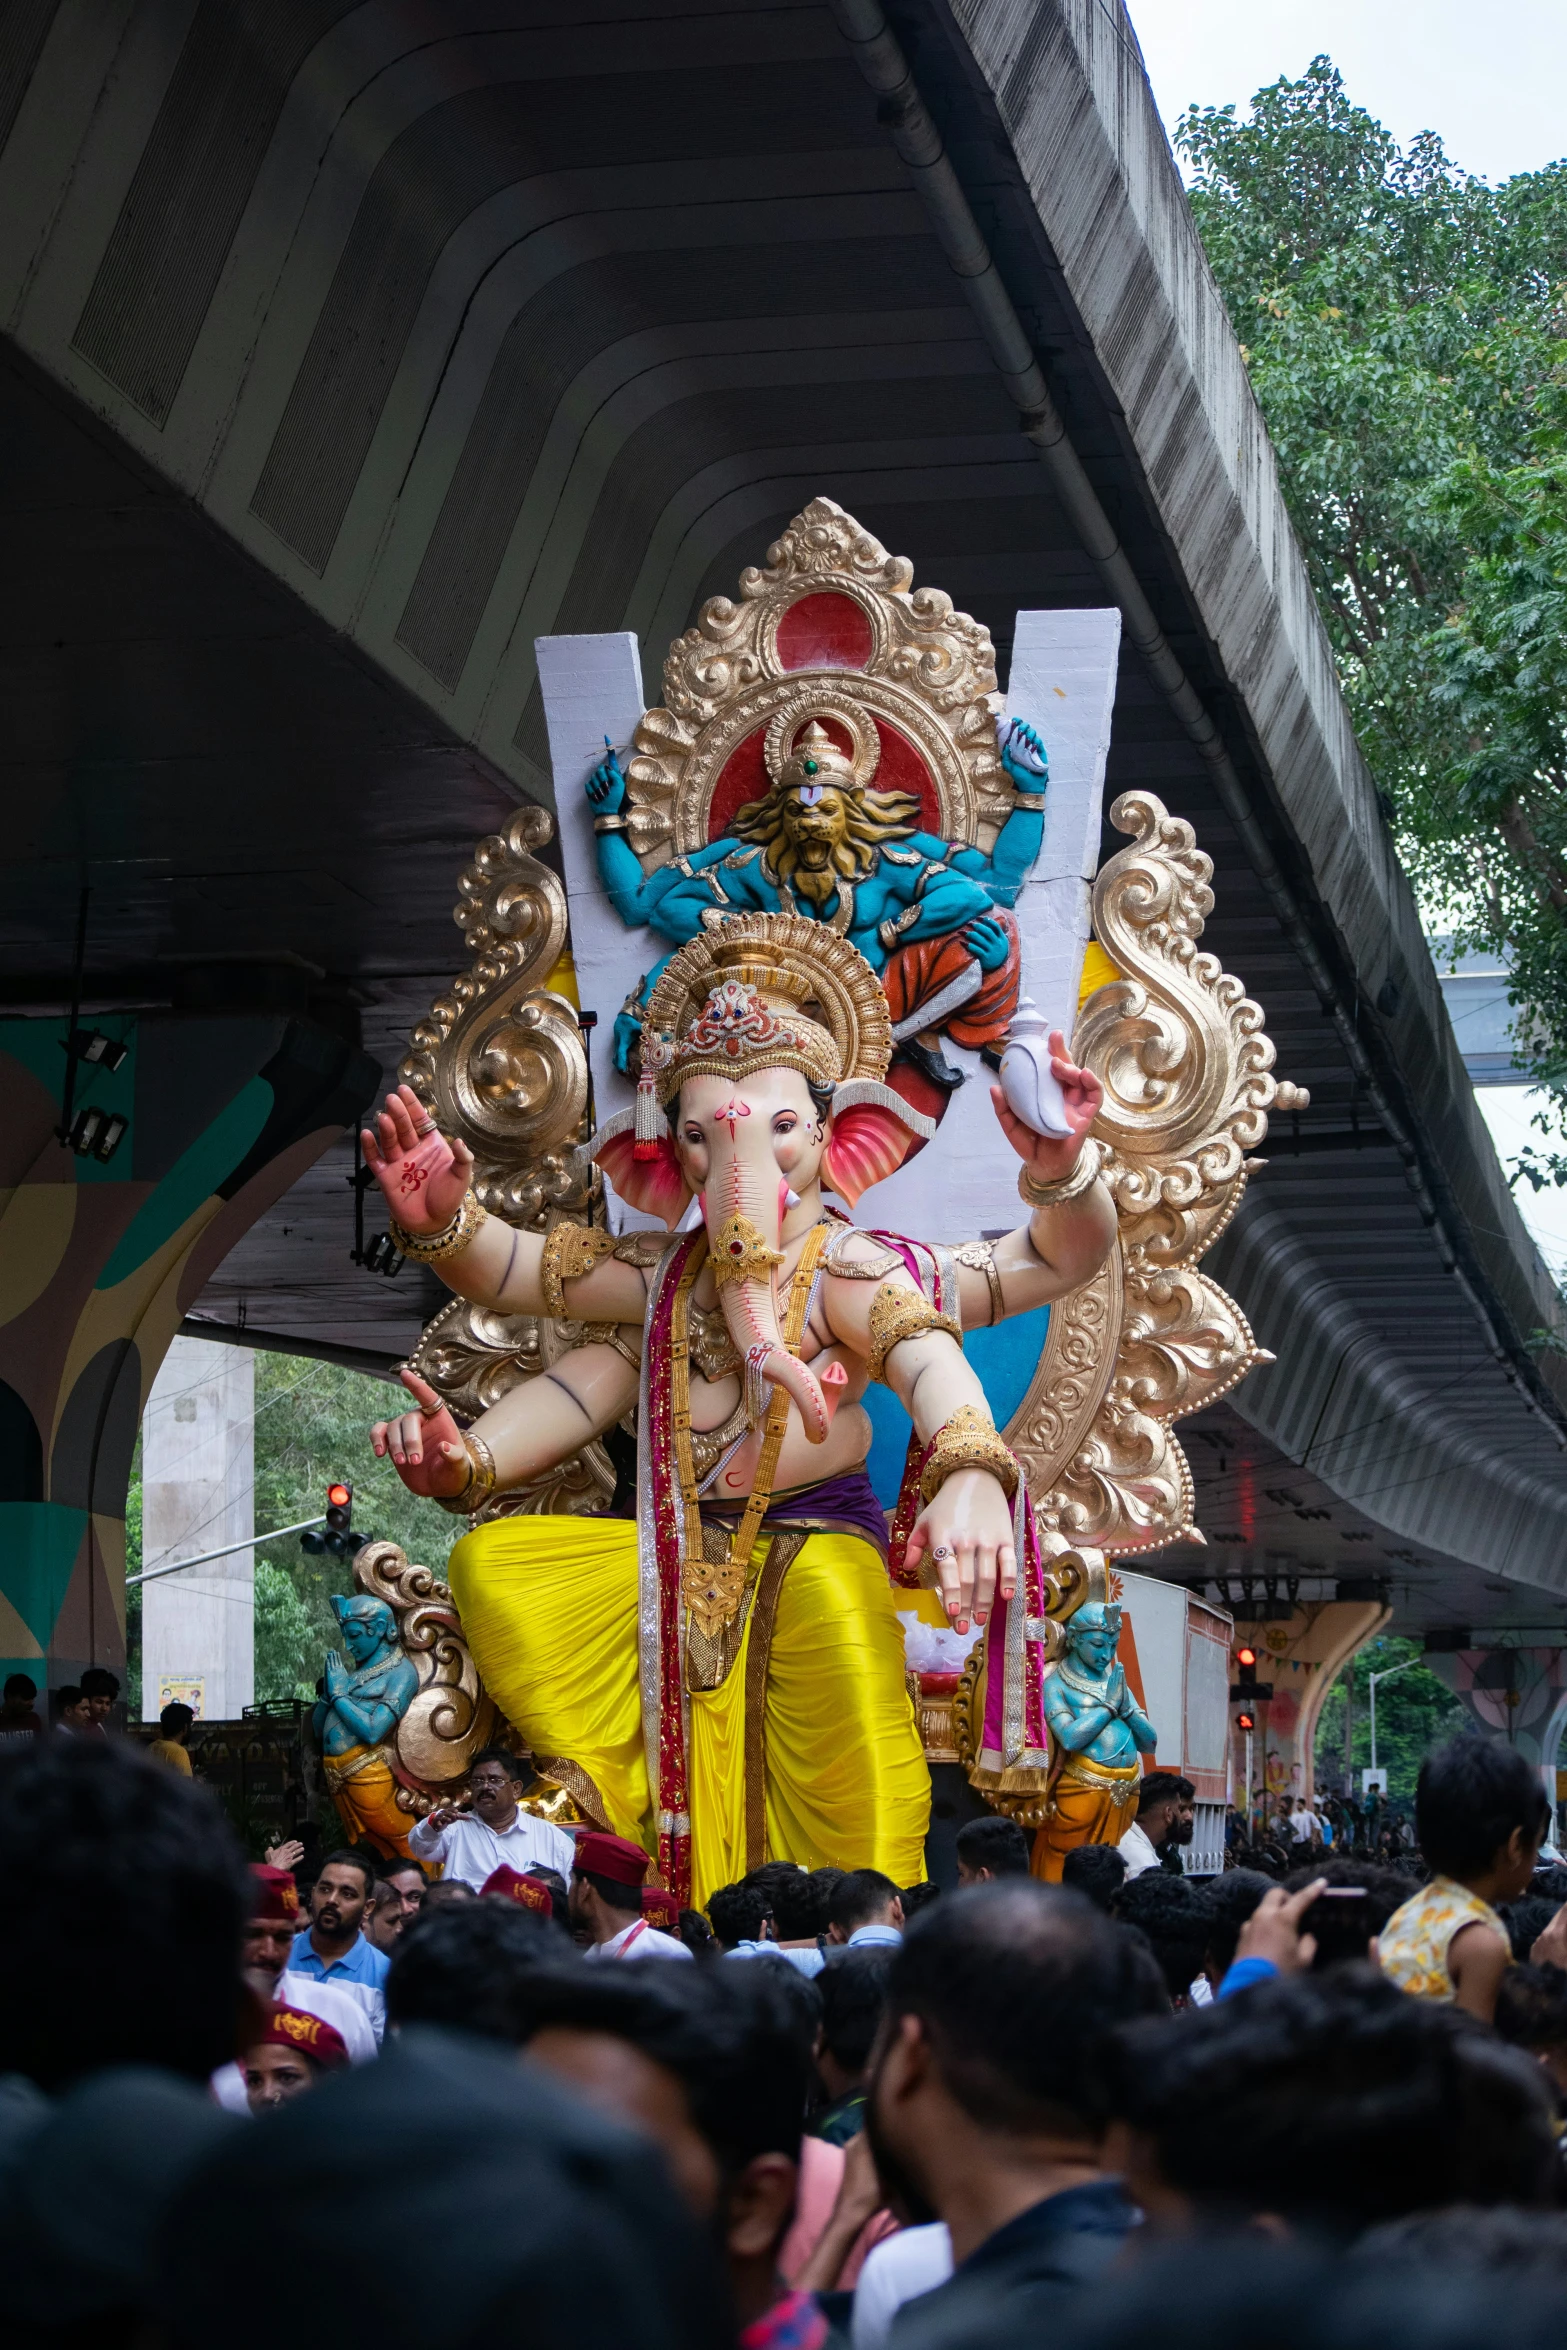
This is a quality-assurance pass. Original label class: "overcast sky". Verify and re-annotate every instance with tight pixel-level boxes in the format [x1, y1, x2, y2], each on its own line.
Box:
[1129, 0, 1567, 185]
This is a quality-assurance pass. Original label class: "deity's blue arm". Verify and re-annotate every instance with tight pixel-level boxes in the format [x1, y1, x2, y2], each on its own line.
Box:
[321, 1653, 418, 1749]
[943, 719, 1050, 909]
[598, 834, 736, 934]
[1121, 1692, 1159, 1753]
[1041, 1677, 1116, 1752]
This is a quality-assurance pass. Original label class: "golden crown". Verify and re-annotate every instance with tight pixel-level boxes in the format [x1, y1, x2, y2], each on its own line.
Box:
[641, 913, 893, 1107]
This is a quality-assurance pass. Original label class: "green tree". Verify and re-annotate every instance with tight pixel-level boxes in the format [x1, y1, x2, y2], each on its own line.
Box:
[249, 1354, 457, 1702]
[1315, 1633, 1466, 1802]
[1178, 62, 1567, 1175]
[126, 1354, 459, 1710]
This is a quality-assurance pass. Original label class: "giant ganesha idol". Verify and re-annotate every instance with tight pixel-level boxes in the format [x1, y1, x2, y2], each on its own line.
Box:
[360, 501, 1301, 1906]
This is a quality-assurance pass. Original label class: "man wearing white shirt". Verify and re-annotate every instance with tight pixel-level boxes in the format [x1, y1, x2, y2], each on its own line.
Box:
[408, 1747, 577, 1889]
[1117, 1772, 1195, 1880]
[212, 1864, 379, 2112]
[572, 1829, 693, 1959]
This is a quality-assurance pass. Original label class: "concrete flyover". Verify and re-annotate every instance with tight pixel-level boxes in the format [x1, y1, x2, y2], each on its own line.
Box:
[0, 0, 1562, 1695]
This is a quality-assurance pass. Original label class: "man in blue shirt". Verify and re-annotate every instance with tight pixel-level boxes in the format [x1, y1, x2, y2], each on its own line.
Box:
[289, 1851, 390, 2001]
[827, 1869, 904, 1950]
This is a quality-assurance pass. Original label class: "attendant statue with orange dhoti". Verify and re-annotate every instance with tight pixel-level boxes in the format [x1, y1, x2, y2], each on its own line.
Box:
[313, 1594, 420, 1858]
[1034, 1600, 1156, 1882]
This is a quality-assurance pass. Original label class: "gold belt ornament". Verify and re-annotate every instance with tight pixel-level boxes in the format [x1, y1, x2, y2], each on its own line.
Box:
[1056, 1751, 1142, 1791]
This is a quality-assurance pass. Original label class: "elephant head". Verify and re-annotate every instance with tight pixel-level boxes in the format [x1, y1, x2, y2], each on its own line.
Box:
[589, 923, 934, 1442]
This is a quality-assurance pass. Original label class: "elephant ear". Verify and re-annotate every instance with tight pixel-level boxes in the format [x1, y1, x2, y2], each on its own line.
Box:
[823, 1095, 930, 1209]
[592, 1120, 692, 1227]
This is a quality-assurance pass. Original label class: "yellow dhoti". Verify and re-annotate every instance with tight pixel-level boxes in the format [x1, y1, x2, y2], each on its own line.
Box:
[322, 1743, 415, 1860]
[447, 1517, 929, 1907]
[1031, 1752, 1142, 1883]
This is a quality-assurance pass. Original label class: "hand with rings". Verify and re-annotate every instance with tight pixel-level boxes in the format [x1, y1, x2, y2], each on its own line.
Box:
[370, 1366, 470, 1499]
[360, 1083, 475, 1237]
[904, 1469, 1017, 1635]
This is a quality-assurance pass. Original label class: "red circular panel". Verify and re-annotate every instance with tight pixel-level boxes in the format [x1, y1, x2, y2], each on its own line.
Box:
[706, 717, 940, 841]
[775, 592, 874, 671]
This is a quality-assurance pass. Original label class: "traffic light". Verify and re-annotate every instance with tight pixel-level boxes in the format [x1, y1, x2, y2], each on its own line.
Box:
[1230, 1643, 1273, 1710]
[300, 1482, 367, 1558]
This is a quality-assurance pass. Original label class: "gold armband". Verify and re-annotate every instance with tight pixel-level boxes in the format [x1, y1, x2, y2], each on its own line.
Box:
[1017, 1136, 1102, 1210]
[540, 1221, 616, 1319]
[919, 1403, 1020, 1506]
[708, 1212, 786, 1291]
[390, 1188, 487, 1262]
[436, 1431, 498, 1516]
[952, 1240, 1005, 1328]
[867, 1281, 963, 1385]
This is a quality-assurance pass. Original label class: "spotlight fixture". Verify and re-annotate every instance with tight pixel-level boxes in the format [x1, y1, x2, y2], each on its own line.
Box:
[61, 1028, 129, 1074]
[66, 1105, 128, 1162]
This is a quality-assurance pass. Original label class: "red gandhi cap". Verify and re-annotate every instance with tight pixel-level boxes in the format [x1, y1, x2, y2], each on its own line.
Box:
[641, 1888, 680, 1931]
[481, 1864, 554, 1917]
[574, 1831, 649, 1888]
[249, 1863, 300, 1922]
[258, 2005, 349, 2069]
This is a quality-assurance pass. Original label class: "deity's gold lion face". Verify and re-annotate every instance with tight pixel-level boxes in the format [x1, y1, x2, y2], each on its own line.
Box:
[781, 787, 850, 860]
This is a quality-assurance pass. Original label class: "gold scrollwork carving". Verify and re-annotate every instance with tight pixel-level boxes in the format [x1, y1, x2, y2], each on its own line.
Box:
[623, 498, 1014, 864]
[1020, 790, 1305, 1557]
[351, 1540, 497, 1808]
[399, 807, 592, 1226]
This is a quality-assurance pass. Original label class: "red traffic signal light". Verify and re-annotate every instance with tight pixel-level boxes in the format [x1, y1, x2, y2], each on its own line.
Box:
[1236, 1646, 1257, 1669]
[327, 1483, 351, 1510]
[1236, 1708, 1256, 1733]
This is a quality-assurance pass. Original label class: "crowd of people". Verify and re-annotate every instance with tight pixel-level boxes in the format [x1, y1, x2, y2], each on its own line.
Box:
[8, 1722, 1567, 2350]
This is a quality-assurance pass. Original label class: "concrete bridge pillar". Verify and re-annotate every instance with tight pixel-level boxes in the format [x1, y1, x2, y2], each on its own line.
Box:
[140, 1336, 256, 1723]
[1422, 1647, 1567, 1818]
[0, 1009, 375, 1701]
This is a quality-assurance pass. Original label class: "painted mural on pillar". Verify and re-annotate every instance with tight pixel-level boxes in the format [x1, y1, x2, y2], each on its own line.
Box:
[0, 1013, 377, 1692]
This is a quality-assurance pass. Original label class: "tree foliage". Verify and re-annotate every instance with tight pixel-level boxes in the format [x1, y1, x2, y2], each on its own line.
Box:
[1314, 1633, 1465, 1802]
[1179, 61, 1567, 1172]
[126, 1355, 459, 1710]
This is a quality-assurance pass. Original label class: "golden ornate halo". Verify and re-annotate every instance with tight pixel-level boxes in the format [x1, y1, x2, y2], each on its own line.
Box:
[642, 912, 893, 1095]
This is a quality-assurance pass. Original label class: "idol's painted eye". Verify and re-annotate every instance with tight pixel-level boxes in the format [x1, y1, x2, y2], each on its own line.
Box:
[683, 1126, 704, 1146]
[773, 1115, 797, 1135]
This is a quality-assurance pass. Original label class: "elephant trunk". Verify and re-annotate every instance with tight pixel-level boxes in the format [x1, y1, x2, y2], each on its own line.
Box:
[706, 1181, 834, 1445]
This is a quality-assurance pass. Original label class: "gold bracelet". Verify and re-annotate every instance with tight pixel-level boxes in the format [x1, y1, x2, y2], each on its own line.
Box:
[540, 1221, 616, 1319]
[867, 1281, 963, 1385]
[390, 1187, 487, 1262]
[593, 812, 629, 833]
[1017, 1136, 1102, 1210]
[437, 1431, 498, 1516]
[1010, 791, 1047, 810]
[919, 1403, 1020, 1506]
[953, 1240, 1005, 1328]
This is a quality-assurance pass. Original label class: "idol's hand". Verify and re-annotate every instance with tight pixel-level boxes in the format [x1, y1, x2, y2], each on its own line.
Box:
[963, 915, 1011, 974]
[991, 1034, 1102, 1183]
[370, 1367, 471, 1499]
[998, 716, 1048, 795]
[905, 1467, 1017, 1635]
[360, 1083, 474, 1236]
[585, 747, 628, 816]
[324, 1651, 348, 1697]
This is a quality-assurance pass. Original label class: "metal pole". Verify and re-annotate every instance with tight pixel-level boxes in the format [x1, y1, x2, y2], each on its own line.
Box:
[126, 1516, 324, 1587]
[1246, 1726, 1254, 1835]
[1368, 1658, 1421, 1776]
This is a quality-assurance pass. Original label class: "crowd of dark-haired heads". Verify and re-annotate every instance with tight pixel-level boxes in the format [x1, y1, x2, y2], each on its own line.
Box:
[10, 1727, 1567, 2350]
